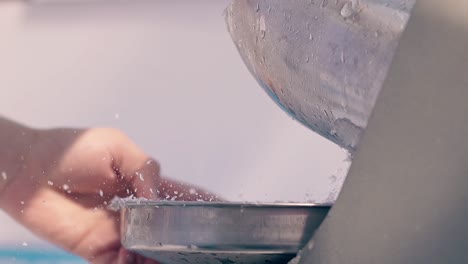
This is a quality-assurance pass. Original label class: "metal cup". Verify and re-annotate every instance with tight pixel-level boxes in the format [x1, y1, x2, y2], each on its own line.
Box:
[226, 0, 415, 152]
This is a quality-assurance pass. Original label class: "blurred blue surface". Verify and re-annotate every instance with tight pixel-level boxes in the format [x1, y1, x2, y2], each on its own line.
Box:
[0, 248, 85, 264]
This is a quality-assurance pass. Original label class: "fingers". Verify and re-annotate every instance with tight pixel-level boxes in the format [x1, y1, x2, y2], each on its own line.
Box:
[72, 158, 159, 201]
[156, 177, 222, 202]
[125, 159, 160, 200]
[116, 157, 222, 202]
[59, 128, 221, 202]
[116, 248, 136, 264]
[108, 133, 160, 200]
[116, 248, 160, 264]
[110, 137, 220, 201]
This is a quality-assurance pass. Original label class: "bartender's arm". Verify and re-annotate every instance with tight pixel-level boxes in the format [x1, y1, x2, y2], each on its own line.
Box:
[0, 116, 212, 263]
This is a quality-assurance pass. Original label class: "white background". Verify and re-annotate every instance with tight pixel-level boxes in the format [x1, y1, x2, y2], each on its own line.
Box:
[0, 0, 348, 246]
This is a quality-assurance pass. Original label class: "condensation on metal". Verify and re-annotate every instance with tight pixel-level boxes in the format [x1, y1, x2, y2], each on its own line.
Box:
[225, 0, 415, 152]
[121, 201, 329, 264]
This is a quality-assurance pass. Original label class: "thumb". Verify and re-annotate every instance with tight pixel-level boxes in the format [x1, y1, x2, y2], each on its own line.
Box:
[111, 134, 220, 201]
[109, 135, 159, 199]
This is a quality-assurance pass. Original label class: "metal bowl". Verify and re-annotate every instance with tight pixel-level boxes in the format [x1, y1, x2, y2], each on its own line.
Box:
[225, 0, 414, 152]
[121, 201, 330, 264]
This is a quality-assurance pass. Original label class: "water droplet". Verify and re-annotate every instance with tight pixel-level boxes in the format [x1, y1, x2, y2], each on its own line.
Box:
[20, 201, 24, 205]
[173, 191, 178, 195]
[99, 189, 104, 197]
[340, 1, 354, 18]
[188, 244, 199, 250]
[146, 160, 152, 165]
[288, 250, 302, 264]
[1, 171, 7, 180]
[258, 15, 266, 40]
[62, 184, 70, 191]
[321, 0, 328, 8]
[189, 188, 197, 195]
[149, 188, 154, 194]
[47, 180, 54, 186]
[137, 172, 145, 182]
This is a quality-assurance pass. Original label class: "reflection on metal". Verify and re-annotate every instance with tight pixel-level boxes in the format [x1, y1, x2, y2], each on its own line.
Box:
[299, 0, 468, 263]
[121, 201, 329, 264]
[226, 0, 414, 152]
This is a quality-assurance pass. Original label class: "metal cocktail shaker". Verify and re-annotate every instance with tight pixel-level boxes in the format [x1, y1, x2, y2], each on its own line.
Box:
[226, 0, 415, 152]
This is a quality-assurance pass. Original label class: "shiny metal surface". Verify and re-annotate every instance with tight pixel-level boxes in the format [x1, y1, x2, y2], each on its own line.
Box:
[121, 201, 329, 264]
[298, 1, 468, 263]
[226, 0, 414, 152]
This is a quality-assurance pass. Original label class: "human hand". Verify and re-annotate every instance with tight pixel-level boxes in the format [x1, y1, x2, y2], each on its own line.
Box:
[0, 127, 215, 263]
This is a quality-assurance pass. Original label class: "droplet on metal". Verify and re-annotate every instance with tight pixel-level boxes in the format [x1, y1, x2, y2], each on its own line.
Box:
[340, 1, 354, 18]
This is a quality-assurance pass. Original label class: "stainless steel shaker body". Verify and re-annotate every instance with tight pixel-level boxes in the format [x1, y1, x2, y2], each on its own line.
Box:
[226, 0, 414, 152]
